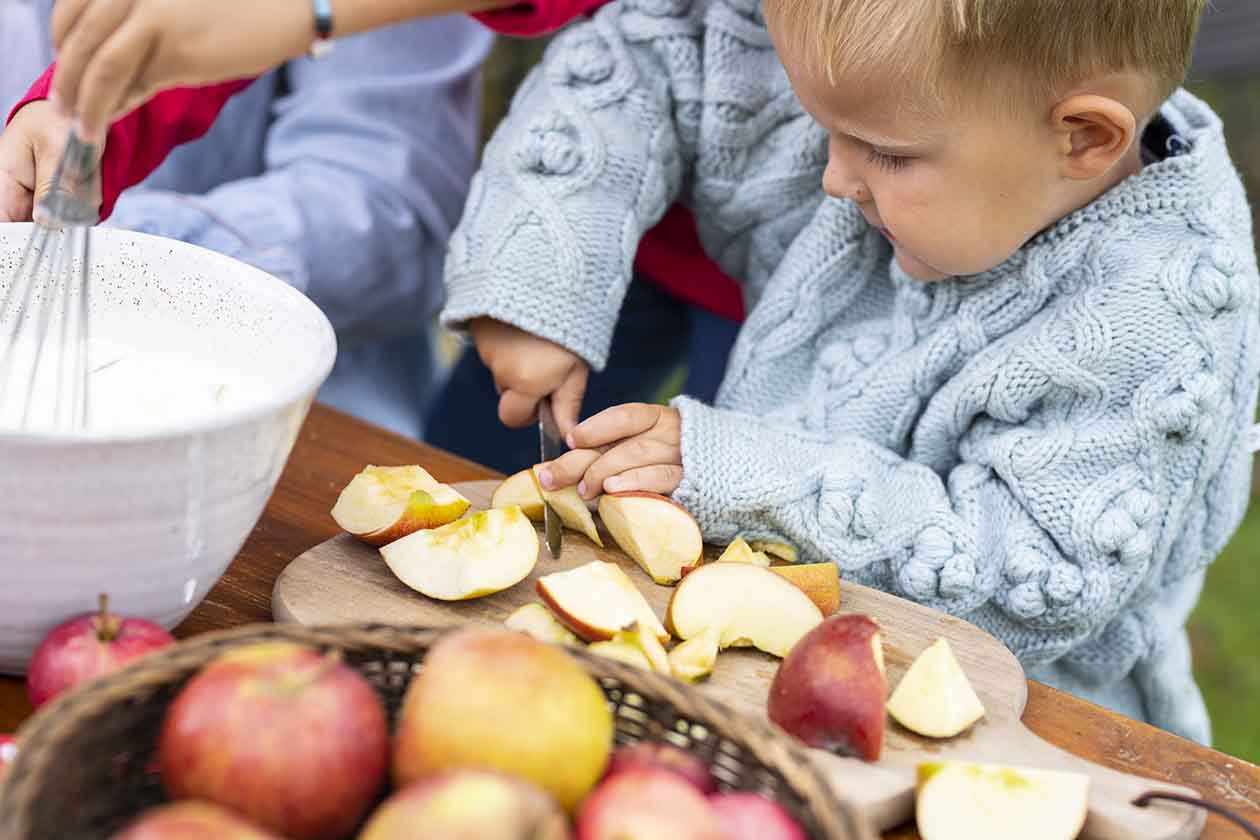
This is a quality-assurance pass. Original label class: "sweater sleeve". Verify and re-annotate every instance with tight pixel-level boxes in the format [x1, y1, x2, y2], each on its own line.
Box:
[473, 0, 607, 35]
[7, 67, 252, 221]
[441, 1, 701, 369]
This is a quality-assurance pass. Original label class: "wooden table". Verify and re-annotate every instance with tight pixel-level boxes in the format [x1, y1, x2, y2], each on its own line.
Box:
[2, 404, 1257, 838]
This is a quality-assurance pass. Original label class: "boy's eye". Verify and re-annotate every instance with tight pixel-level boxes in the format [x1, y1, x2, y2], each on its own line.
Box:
[867, 148, 912, 172]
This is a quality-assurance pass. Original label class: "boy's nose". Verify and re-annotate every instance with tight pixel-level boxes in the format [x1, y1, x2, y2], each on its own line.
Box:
[822, 153, 869, 203]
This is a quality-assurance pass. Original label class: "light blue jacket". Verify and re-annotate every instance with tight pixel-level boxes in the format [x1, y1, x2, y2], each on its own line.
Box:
[443, 0, 1260, 743]
[3, 2, 494, 438]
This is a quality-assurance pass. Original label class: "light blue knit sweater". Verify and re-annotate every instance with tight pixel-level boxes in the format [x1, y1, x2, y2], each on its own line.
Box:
[442, 0, 1260, 743]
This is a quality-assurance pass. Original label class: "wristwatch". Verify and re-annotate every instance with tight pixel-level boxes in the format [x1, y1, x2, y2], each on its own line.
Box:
[309, 0, 335, 58]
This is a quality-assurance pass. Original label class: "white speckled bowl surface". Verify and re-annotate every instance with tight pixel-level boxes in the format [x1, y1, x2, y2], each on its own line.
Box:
[0, 224, 336, 673]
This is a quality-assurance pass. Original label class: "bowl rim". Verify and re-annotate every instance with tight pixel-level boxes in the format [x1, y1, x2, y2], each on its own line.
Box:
[0, 224, 338, 445]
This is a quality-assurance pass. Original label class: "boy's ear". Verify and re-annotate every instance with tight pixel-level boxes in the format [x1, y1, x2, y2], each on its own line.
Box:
[1050, 94, 1137, 180]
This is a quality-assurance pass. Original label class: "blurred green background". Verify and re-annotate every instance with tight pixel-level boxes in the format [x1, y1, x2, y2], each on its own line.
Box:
[474, 16, 1260, 763]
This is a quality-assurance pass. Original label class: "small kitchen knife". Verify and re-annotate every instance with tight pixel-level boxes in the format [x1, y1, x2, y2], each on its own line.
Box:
[538, 398, 564, 559]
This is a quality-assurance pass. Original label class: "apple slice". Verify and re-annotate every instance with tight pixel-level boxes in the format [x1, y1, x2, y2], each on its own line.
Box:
[332, 465, 471, 546]
[916, 762, 1089, 840]
[769, 563, 841, 617]
[492, 469, 546, 521]
[588, 622, 670, 673]
[665, 563, 822, 658]
[667, 626, 720, 682]
[537, 562, 668, 643]
[530, 466, 603, 546]
[750, 541, 798, 564]
[887, 637, 985, 738]
[597, 492, 704, 584]
[588, 639, 654, 670]
[504, 603, 580, 647]
[716, 537, 770, 567]
[767, 614, 886, 761]
[380, 507, 539, 600]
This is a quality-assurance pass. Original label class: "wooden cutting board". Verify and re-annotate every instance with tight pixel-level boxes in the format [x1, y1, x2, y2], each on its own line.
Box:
[273, 481, 1203, 839]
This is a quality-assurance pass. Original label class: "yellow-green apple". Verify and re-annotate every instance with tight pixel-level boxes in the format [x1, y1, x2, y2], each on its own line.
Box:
[768, 563, 841, 617]
[379, 506, 539, 600]
[588, 622, 670, 673]
[597, 493, 704, 584]
[493, 469, 546, 521]
[667, 626, 721, 683]
[393, 628, 613, 812]
[505, 603, 580, 646]
[359, 770, 570, 840]
[159, 642, 388, 840]
[749, 541, 798, 564]
[916, 762, 1089, 840]
[716, 537, 770, 567]
[108, 802, 283, 839]
[604, 741, 717, 794]
[665, 563, 822, 657]
[710, 792, 808, 840]
[886, 638, 985, 738]
[537, 562, 668, 643]
[576, 768, 722, 840]
[331, 465, 471, 546]
[767, 614, 886, 761]
[0, 734, 16, 782]
[531, 466, 603, 546]
[26, 594, 174, 708]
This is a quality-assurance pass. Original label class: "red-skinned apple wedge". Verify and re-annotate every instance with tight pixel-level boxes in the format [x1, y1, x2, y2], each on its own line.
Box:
[576, 768, 722, 840]
[379, 507, 539, 600]
[331, 465, 471, 546]
[598, 493, 704, 584]
[915, 762, 1089, 840]
[493, 469, 546, 521]
[767, 614, 887, 761]
[665, 563, 822, 657]
[537, 562, 668, 643]
[768, 563, 841, 617]
[531, 466, 603, 546]
[887, 637, 985, 738]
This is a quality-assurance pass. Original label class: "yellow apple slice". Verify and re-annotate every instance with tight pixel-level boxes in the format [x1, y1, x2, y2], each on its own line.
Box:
[587, 639, 653, 670]
[750, 540, 798, 564]
[589, 622, 669, 673]
[668, 626, 721, 682]
[504, 603, 580, 646]
[492, 469, 546, 521]
[665, 563, 822, 658]
[597, 493, 703, 584]
[769, 563, 841, 617]
[537, 562, 668, 643]
[716, 537, 770, 567]
[887, 638, 985, 738]
[530, 466, 603, 547]
[916, 762, 1089, 840]
[332, 465, 471, 547]
[380, 507, 538, 600]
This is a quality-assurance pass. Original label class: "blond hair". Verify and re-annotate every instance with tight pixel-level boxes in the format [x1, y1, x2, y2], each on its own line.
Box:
[763, 0, 1206, 114]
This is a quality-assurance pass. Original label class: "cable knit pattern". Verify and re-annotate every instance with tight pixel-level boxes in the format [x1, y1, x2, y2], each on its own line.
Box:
[441, 0, 1260, 744]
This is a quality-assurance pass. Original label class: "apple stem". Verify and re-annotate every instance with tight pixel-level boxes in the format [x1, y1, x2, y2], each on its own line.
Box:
[97, 593, 120, 642]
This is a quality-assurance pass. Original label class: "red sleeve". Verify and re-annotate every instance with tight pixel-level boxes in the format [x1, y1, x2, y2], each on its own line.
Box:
[473, 0, 607, 36]
[7, 66, 254, 221]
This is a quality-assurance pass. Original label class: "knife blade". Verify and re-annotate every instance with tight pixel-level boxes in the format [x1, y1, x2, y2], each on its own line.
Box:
[538, 398, 564, 559]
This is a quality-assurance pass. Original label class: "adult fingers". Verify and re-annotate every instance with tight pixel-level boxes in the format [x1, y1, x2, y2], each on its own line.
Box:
[73, 20, 152, 140]
[50, 0, 136, 130]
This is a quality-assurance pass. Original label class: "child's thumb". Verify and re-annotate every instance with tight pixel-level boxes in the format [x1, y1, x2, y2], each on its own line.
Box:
[32, 136, 102, 226]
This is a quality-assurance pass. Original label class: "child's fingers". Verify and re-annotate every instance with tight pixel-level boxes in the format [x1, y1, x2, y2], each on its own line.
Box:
[536, 449, 600, 492]
[603, 465, 684, 496]
[568, 403, 662, 449]
[551, 365, 588, 437]
[497, 389, 540, 429]
[582, 437, 681, 498]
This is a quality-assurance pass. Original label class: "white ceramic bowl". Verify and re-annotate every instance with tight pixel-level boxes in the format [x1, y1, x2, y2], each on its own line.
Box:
[0, 224, 336, 673]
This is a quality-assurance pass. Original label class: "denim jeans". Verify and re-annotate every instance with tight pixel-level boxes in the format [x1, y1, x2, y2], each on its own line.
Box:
[425, 275, 741, 475]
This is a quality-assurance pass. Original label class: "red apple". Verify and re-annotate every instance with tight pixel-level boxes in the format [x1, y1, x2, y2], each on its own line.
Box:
[605, 741, 717, 794]
[576, 768, 722, 840]
[27, 594, 175, 708]
[159, 641, 388, 840]
[709, 792, 807, 840]
[767, 614, 886, 761]
[109, 801, 284, 839]
[0, 734, 17, 782]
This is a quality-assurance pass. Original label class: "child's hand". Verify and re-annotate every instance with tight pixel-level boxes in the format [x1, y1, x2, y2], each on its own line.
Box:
[468, 317, 589, 436]
[0, 101, 102, 223]
[538, 403, 683, 499]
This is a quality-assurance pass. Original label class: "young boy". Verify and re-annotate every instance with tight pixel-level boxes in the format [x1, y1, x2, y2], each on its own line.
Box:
[447, 0, 1259, 745]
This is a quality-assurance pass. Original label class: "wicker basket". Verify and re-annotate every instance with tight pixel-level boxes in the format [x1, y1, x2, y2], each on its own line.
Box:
[0, 624, 871, 840]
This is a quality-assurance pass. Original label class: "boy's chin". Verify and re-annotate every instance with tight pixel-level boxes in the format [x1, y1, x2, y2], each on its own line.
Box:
[894, 249, 951, 283]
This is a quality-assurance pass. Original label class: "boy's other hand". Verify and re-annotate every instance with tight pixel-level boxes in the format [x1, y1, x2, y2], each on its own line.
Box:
[0, 101, 102, 223]
[467, 317, 589, 436]
[537, 403, 683, 499]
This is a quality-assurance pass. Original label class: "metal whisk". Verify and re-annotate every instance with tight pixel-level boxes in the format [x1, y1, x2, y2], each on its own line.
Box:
[0, 132, 99, 433]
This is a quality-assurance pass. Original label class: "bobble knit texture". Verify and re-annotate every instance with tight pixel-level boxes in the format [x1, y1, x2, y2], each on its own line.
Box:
[442, 0, 1260, 744]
